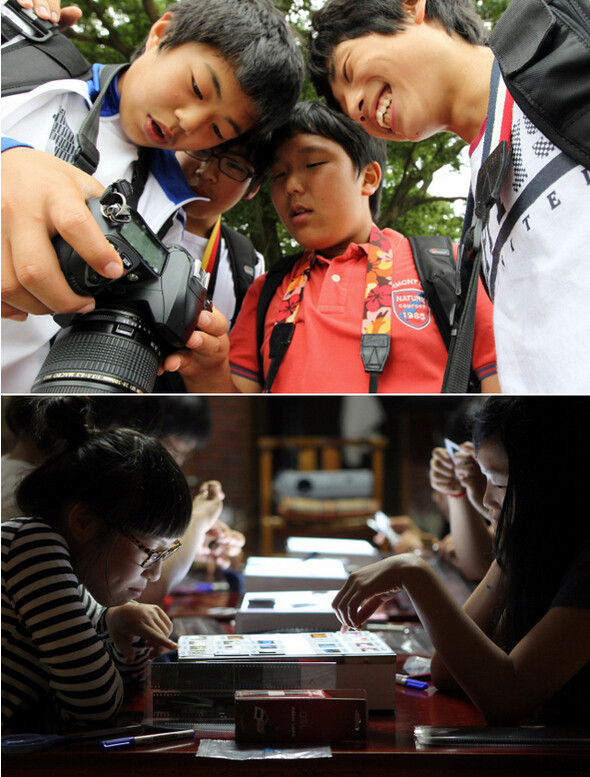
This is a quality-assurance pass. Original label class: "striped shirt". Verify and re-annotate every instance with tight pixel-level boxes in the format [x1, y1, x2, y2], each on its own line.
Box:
[2, 517, 150, 729]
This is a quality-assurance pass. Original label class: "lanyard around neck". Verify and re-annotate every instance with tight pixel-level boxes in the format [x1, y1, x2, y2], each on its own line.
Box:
[201, 216, 223, 275]
[264, 225, 396, 393]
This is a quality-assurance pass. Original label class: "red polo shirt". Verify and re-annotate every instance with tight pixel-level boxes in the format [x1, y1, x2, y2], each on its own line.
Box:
[229, 229, 496, 393]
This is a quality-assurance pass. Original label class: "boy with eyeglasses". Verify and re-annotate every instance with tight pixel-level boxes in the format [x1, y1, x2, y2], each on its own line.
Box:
[159, 101, 498, 394]
[1, 0, 303, 392]
[173, 136, 270, 331]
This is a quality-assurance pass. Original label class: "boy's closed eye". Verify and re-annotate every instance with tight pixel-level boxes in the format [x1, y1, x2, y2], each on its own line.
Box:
[191, 78, 223, 141]
[225, 157, 250, 175]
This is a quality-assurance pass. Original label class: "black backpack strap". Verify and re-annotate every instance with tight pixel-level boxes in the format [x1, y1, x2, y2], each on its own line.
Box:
[489, 0, 590, 170]
[442, 140, 512, 393]
[255, 251, 304, 389]
[408, 230, 488, 393]
[1, 0, 92, 94]
[219, 224, 259, 328]
[408, 235, 457, 350]
[441, 245, 482, 393]
[2, 0, 52, 44]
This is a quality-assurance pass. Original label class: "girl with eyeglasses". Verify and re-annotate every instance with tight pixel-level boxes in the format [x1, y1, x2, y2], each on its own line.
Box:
[1, 398, 192, 732]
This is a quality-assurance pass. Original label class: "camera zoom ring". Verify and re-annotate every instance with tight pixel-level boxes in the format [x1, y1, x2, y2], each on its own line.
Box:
[32, 330, 159, 394]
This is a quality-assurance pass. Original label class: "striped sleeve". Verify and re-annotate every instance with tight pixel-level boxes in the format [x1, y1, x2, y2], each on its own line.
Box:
[2, 519, 124, 727]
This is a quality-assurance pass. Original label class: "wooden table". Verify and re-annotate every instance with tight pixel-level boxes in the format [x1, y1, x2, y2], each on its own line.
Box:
[5, 682, 589, 777]
[5, 589, 589, 777]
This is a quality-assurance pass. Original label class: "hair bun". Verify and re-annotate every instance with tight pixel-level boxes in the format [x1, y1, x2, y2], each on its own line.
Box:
[32, 397, 92, 454]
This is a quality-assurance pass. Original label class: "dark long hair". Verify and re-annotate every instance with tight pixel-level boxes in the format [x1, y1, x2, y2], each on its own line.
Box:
[471, 397, 590, 650]
[16, 398, 192, 539]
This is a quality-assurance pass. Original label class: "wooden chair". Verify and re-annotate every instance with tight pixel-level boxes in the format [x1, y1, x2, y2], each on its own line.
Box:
[258, 435, 388, 556]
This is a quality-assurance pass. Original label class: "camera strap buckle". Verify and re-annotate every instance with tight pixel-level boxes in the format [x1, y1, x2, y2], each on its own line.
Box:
[99, 182, 132, 223]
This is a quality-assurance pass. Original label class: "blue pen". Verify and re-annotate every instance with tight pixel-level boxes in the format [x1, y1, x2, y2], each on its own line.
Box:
[396, 674, 429, 691]
[100, 729, 196, 750]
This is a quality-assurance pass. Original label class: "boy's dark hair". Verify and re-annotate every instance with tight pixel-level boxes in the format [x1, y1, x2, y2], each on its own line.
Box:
[16, 398, 192, 539]
[270, 100, 387, 219]
[308, 0, 487, 108]
[136, 0, 303, 133]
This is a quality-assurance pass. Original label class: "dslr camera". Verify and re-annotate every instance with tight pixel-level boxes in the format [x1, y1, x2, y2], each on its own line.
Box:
[32, 180, 210, 394]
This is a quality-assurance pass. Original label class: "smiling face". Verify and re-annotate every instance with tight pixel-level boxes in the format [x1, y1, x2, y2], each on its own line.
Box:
[270, 132, 379, 258]
[329, 25, 452, 143]
[476, 436, 509, 529]
[118, 15, 258, 152]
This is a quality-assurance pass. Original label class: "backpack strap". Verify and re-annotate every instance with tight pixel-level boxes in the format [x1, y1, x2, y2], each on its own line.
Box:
[408, 235, 456, 350]
[2, 0, 52, 44]
[255, 251, 304, 388]
[1, 5, 131, 180]
[1, 0, 92, 94]
[220, 223, 259, 328]
[409, 235, 482, 393]
[489, 0, 590, 170]
[442, 56, 514, 393]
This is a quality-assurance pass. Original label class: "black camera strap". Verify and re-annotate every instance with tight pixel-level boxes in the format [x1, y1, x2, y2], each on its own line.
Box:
[72, 62, 150, 214]
[72, 63, 128, 175]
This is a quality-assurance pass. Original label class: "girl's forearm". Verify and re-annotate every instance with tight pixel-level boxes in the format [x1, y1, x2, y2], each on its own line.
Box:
[400, 561, 518, 722]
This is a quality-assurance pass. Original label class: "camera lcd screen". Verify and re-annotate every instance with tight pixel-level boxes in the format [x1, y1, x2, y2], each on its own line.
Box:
[121, 218, 167, 275]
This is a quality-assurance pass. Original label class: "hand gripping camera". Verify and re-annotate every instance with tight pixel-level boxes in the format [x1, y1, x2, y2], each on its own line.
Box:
[31, 180, 210, 394]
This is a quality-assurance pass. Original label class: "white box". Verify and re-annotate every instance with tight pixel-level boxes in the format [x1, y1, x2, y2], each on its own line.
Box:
[243, 556, 348, 593]
[235, 590, 341, 633]
[286, 536, 379, 569]
[177, 631, 396, 710]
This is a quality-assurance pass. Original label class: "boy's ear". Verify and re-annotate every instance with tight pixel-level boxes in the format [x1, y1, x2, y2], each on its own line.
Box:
[361, 161, 382, 198]
[68, 503, 102, 542]
[145, 12, 173, 51]
[403, 0, 426, 24]
[243, 183, 261, 201]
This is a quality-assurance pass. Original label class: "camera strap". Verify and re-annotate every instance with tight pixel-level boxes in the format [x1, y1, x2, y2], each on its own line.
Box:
[72, 62, 128, 175]
[73, 62, 151, 218]
[263, 224, 398, 394]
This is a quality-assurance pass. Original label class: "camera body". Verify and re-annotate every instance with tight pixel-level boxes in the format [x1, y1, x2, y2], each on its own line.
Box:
[31, 180, 210, 394]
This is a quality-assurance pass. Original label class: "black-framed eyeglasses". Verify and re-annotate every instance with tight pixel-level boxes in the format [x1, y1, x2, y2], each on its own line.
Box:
[119, 528, 182, 569]
[185, 149, 255, 182]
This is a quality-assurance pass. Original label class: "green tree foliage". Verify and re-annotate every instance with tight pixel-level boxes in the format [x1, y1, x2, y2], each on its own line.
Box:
[65, 0, 167, 62]
[64, 0, 510, 262]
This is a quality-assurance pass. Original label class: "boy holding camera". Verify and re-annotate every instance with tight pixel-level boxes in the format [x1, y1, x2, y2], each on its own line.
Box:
[1, 0, 302, 391]
[163, 101, 498, 394]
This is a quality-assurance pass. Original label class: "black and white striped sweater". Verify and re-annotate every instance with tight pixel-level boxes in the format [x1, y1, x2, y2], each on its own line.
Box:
[1, 517, 150, 729]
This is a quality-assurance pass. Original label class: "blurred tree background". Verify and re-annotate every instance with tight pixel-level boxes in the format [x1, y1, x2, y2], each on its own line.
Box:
[65, 0, 510, 264]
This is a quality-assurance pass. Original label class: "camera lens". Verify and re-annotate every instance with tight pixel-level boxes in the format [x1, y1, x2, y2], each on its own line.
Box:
[31, 306, 163, 394]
